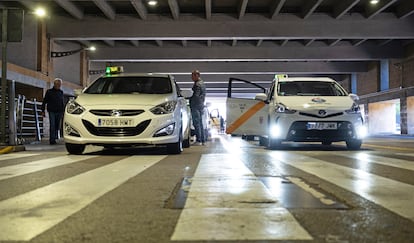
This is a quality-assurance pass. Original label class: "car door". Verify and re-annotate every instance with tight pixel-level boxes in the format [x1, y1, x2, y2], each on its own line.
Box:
[225, 77, 269, 136]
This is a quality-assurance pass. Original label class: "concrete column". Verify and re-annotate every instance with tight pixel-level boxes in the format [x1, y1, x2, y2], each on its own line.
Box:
[351, 73, 357, 94]
[400, 96, 407, 135]
[37, 19, 49, 75]
[380, 59, 389, 91]
[80, 50, 88, 87]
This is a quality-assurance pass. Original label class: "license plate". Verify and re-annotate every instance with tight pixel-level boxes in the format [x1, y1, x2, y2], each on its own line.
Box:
[306, 122, 337, 130]
[97, 118, 133, 127]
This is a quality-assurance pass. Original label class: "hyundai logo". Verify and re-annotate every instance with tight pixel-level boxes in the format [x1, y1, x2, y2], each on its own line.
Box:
[318, 110, 327, 116]
[111, 110, 122, 116]
[311, 97, 326, 103]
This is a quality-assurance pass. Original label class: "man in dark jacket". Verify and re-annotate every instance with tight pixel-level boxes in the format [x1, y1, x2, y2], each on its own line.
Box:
[41, 78, 65, 145]
[189, 70, 207, 145]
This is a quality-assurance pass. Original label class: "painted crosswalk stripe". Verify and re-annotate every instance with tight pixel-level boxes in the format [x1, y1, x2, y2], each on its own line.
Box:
[0, 155, 98, 181]
[341, 151, 414, 171]
[270, 151, 414, 221]
[171, 154, 312, 241]
[0, 155, 165, 241]
[0, 153, 39, 161]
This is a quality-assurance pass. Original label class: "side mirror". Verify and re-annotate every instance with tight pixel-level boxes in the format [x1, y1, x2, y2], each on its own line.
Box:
[349, 93, 359, 101]
[255, 93, 267, 101]
[181, 89, 193, 98]
[74, 89, 83, 96]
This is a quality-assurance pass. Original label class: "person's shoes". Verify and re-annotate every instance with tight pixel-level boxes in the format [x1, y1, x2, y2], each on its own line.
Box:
[50, 141, 57, 145]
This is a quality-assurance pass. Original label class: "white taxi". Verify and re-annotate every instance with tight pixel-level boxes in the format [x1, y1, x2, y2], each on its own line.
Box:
[226, 76, 366, 150]
[63, 69, 191, 154]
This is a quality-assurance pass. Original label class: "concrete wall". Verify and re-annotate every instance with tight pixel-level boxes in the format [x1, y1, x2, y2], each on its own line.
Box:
[52, 41, 82, 85]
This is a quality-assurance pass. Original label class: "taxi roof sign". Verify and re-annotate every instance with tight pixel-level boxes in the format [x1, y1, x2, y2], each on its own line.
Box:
[274, 74, 288, 80]
[105, 66, 124, 75]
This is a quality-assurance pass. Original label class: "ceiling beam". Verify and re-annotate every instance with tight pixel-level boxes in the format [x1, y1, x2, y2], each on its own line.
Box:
[396, 0, 414, 19]
[366, 0, 398, 19]
[270, 0, 287, 19]
[302, 0, 324, 19]
[92, 0, 116, 20]
[168, 0, 180, 20]
[49, 14, 414, 40]
[238, 0, 249, 19]
[88, 45, 404, 61]
[205, 0, 212, 20]
[333, 0, 360, 19]
[101, 61, 369, 74]
[130, 0, 147, 20]
[54, 0, 84, 20]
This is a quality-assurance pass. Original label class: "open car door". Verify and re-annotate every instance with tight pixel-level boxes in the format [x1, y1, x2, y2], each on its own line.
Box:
[226, 77, 269, 137]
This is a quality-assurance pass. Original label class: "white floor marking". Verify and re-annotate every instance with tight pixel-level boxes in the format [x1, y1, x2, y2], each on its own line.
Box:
[341, 152, 414, 171]
[0, 155, 98, 181]
[271, 152, 414, 221]
[0, 153, 39, 161]
[0, 155, 165, 241]
[171, 154, 312, 241]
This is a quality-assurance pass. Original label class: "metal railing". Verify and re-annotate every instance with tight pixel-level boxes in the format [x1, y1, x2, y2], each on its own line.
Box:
[17, 96, 43, 144]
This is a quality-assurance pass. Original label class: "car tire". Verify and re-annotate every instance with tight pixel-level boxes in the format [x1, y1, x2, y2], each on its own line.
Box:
[183, 127, 191, 148]
[267, 136, 281, 149]
[167, 130, 183, 154]
[65, 143, 86, 155]
[346, 139, 362, 150]
[259, 136, 267, 146]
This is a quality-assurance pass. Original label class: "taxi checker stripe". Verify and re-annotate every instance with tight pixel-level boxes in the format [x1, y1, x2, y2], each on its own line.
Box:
[226, 101, 266, 134]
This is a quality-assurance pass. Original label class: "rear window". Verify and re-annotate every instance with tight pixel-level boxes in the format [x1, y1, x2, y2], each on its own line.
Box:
[278, 81, 347, 96]
[84, 76, 172, 94]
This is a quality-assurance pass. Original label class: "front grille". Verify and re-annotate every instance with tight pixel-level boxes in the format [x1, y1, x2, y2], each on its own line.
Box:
[82, 119, 151, 136]
[299, 112, 344, 119]
[89, 109, 145, 116]
[286, 121, 354, 142]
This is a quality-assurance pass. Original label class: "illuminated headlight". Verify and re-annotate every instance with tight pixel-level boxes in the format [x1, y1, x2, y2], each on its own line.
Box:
[275, 103, 296, 114]
[150, 101, 177, 115]
[270, 124, 282, 138]
[345, 103, 361, 114]
[356, 125, 368, 139]
[66, 100, 85, 115]
[154, 123, 175, 137]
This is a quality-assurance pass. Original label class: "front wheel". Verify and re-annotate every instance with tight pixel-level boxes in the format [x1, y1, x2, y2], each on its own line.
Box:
[65, 143, 86, 154]
[267, 136, 281, 149]
[166, 131, 183, 154]
[346, 139, 362, 150]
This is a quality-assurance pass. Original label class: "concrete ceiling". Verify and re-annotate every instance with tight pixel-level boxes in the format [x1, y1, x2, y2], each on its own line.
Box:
[2, 0, 414, 97]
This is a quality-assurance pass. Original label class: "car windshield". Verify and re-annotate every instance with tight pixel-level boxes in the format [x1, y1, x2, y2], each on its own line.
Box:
[277, 81, 347, 96]
[84, 76, 172, 94]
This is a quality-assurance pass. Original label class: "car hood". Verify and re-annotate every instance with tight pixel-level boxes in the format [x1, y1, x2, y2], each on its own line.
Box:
[278, 96, 354, 110]
[75, 93, 175, 107]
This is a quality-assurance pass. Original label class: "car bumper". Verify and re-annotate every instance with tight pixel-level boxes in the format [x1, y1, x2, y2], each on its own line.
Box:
[269, 113, 366, 142]
[63, 111, 181, 146]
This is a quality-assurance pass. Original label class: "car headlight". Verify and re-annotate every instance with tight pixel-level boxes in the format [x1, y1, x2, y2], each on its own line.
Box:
[275, 103, 296, 114]
[345, 102, 361, 114]
[66, 100, 85, 115]
[150, 101, 177, 115]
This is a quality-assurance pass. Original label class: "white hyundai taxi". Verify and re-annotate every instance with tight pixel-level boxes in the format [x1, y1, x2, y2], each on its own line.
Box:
[63, 69, 191, 154]
[226, 76, 367, 150]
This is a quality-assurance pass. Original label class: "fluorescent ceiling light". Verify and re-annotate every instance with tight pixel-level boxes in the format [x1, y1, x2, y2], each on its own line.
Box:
[148, 0, 158, 6]
[370, 0, 379, 4]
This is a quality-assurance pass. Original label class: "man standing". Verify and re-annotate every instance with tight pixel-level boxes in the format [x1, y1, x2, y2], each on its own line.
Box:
[189, 70, 207, 145]
[41, 78, 65, 145]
